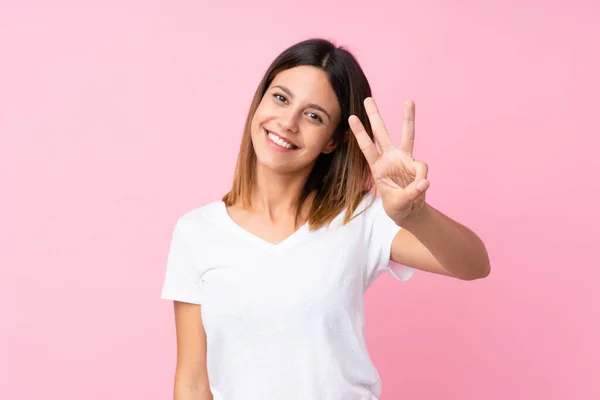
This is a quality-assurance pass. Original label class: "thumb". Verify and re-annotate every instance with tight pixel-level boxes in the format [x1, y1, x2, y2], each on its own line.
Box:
[408, 160, 429, 200]
[406, 179, 429, 201]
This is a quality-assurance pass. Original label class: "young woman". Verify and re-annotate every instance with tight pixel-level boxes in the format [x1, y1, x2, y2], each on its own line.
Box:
[161, 38, 490, 400]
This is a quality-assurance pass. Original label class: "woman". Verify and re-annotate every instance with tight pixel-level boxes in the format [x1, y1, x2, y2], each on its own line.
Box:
[161, 38, 490, 400]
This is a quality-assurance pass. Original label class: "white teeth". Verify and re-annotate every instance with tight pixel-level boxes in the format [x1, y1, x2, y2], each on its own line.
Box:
[267, 131, 294, 149]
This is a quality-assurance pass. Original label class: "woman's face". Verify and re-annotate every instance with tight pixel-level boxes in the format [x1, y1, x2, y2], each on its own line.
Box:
[250, 65, 342, 175]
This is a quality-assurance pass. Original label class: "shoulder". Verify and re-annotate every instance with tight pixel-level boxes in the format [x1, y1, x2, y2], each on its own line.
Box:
[172, 200, 225, 238]
[347, 192, 399, 241]
[350, 192, 384, 221]
[328, 192, 386, 233]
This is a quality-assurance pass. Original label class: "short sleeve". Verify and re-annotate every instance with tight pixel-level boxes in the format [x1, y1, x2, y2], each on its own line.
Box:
[364, 195, 415, 288]
[160, 217, 204, 304]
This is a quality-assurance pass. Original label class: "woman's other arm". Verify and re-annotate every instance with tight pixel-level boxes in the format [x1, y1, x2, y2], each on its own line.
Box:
[172, 301, 212, 400]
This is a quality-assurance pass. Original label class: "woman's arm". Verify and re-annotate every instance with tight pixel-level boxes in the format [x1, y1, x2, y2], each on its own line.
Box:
[391, 202, 491, 281]
[172, 301, 212, 400]
[349, 99, 490, 281]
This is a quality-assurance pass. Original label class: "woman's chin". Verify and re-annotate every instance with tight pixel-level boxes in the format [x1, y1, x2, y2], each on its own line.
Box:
[255, 158, 297, 174]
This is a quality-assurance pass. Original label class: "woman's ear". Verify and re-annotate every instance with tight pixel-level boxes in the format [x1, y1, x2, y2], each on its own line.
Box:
[322, 138, 337, 154]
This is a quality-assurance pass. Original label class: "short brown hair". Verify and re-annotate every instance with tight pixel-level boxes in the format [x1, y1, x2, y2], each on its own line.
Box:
[222, 38, 378, 230]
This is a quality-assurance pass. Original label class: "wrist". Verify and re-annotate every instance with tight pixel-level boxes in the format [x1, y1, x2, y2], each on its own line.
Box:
[394, 202, 432, 229]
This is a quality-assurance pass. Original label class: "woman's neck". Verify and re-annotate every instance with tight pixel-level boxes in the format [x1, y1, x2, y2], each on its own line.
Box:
[250, 163, 314, 222]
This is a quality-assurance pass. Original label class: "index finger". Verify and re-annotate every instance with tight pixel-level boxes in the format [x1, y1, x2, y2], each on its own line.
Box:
[400, 100, 416, 155]
[364, 97, 393, 151]
[348, 115, 380, 165]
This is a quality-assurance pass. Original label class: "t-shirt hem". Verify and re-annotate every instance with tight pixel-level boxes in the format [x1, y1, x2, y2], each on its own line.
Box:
[387, 262, 416, 281]
[160, 288, 202, 305]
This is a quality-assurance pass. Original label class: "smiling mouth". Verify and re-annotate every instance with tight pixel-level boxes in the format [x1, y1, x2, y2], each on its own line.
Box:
[264, 129, 299, 149]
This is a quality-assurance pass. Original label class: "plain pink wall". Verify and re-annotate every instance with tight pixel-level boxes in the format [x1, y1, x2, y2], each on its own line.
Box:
[1, 0, 598, 399]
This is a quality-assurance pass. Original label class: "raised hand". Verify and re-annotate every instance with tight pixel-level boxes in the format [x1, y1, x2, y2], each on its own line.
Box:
[349, 98, 430, 223]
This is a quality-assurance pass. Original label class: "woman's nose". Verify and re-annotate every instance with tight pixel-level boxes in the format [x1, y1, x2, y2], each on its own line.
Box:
[278, 109, 299, 133]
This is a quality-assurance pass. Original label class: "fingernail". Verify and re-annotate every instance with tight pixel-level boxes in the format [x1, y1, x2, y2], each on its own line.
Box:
[417, 180, 429, 191]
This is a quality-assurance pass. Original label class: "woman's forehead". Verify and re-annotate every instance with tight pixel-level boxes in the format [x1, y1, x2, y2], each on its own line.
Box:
[270, 66, 340, 111]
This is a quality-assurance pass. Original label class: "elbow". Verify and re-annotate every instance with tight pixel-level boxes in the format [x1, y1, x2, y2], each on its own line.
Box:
[460, 245, 491, 281]
[459, 261, 491, 281]
[479, 257, 492, 279]
[482, 262, 491, 278]
[461, 237, 491, 280]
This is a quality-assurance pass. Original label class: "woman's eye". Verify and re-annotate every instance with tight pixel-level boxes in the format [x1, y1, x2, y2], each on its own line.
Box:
[273, 93, 287, 102]
[308, 112, 323, 123]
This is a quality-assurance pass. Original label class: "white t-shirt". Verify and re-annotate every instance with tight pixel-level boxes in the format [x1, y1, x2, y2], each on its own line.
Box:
[160, 193, 415, 400]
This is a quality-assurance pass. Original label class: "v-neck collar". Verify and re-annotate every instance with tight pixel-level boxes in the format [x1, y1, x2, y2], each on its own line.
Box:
[219, 202, 311, 253]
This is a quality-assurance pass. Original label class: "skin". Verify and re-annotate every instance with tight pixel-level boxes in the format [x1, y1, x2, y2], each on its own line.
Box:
[172, 65, 491, 399]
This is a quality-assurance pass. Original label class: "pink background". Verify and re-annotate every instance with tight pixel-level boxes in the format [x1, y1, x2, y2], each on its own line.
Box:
[1, 0, 599, 399]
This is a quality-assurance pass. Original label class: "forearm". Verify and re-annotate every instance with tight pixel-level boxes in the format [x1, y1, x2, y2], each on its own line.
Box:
[397, 202, 491, 280]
